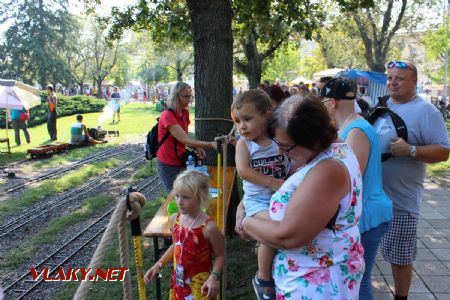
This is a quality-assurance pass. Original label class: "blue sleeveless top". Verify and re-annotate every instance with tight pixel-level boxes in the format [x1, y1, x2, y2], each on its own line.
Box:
[341, 119, 392, 234]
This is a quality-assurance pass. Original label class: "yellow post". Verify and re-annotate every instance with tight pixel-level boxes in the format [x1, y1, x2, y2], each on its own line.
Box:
[216, 139, 223, 230]
[127, 188, 147, 300]
[133, 236, 147, 300]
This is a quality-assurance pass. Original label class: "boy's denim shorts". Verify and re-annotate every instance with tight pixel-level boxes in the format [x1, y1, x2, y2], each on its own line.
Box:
[243, 193, 272, 217]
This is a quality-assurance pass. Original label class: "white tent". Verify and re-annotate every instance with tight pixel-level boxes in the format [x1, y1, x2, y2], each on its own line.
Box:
[0, 79, 41, 141]
[313, 68, 345, 80]
[288, 76, 313, 85]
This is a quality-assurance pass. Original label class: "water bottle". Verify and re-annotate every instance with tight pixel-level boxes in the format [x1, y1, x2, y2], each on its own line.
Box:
[186, 155, 195, 171]
[195, 159, 209, 176]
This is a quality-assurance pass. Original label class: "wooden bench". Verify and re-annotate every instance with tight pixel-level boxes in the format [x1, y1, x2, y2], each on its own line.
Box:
[0, 138, 11, 153]
[144, 166, 237, 300]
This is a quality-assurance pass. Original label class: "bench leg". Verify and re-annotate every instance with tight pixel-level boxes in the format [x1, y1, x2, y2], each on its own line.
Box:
[153, 237, 162, 300]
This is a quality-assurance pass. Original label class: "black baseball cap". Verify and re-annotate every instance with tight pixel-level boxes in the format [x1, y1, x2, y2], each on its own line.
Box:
[319, 78, 356, 100]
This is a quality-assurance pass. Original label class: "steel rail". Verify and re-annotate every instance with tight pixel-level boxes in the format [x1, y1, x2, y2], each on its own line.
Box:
[3, 176, 161, 299]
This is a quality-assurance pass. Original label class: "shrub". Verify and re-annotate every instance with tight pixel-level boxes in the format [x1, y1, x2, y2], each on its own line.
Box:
[0, 93, 107, 128]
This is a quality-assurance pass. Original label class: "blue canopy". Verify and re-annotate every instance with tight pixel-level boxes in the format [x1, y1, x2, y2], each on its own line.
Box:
[338, 69, 387, 84]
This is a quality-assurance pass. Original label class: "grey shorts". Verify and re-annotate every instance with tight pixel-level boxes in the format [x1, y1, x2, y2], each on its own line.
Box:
[156, 160, 184, 193]
[380, 214, 418, 265]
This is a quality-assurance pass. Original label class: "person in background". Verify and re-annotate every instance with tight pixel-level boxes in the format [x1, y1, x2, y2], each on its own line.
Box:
[110, 87, 121, 123]
[46, 85, 57, 141]
[317, 76, 334, 93]
[156, 81, 217, 193]
[267, 84, 287, 108]
[70, 114, 106, 146]
[321, 78, 392, 300]
[379, 60, 449, 300]
[10, 108, 30, 146]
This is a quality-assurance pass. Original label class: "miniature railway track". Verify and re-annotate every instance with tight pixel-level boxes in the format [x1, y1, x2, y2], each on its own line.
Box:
[3, 175, 162, 300]
[1, 145, 133, 195]
[0, 155, 144, 239]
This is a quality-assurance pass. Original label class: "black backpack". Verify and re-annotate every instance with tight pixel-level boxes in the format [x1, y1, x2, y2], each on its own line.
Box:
[364, 95, 408, 162]
[145, 108, 176, 160]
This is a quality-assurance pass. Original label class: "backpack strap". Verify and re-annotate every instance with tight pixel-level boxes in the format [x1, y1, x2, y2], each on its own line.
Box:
[157, 108, 177, 149]
[366, 95, 408, 162]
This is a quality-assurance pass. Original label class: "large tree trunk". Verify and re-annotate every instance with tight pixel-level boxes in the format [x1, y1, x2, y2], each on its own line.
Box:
[187, 0, 233, 165]
[176, 57, 183, 82]
[96, 78, 103, 99]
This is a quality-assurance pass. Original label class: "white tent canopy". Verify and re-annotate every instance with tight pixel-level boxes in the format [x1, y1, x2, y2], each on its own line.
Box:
[0, 79, 41, 141]
[0, 79, 40, 110]
[289, 76, 313, 85]
[313, 68, 345, 80]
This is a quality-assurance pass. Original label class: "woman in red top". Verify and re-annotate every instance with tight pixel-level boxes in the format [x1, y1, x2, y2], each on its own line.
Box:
[156, 81, 216, 193]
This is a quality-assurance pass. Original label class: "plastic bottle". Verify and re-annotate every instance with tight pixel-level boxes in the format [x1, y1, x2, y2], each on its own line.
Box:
[167, 200, 179, 216]
[186, 155, 195, 170]
[195, 159, 209, 176]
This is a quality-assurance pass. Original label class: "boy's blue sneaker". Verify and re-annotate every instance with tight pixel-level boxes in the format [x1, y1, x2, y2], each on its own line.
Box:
[252, 273, 275, 300]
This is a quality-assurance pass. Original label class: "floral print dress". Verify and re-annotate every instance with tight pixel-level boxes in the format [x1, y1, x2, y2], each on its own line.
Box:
[270, 143, 365, 300]
[169, 214, 213, 300]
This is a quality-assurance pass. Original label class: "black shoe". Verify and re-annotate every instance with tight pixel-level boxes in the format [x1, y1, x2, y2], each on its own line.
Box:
[252, 274, 275, 300]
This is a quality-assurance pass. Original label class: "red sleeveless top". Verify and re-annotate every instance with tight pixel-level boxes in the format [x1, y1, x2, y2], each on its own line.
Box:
[169, 213, 213, 300]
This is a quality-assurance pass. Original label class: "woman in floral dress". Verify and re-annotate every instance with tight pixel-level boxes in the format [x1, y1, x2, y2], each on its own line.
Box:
[241, 96, 365, 299]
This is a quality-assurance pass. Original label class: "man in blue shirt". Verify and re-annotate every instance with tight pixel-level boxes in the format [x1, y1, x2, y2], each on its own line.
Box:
[10, 108, 30, 146]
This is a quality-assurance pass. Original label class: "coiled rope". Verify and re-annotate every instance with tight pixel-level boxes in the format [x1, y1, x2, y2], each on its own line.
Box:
[73, 192, 146, 300]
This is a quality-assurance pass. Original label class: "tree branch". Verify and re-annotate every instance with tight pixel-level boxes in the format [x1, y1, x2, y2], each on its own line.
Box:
[261, 37, 284, 61]
[382, 0, 407, 58]
[352, 12, 375, 67]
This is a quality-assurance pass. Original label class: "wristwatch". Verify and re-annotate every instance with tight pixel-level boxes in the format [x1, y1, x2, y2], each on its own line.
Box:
[409, 145, 417, 158]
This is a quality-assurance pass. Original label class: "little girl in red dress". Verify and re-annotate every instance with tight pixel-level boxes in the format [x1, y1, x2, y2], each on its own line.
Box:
[144, 170, 225, 299]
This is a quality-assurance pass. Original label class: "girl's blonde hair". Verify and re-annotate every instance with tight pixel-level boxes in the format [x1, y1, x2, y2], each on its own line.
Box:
[166, 81, 191, 111]
[173, 170, 210, 208]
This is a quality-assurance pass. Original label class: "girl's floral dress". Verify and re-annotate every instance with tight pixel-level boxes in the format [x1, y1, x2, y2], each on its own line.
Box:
[169, 214, 213, 300]
[270, 143, 365, 300]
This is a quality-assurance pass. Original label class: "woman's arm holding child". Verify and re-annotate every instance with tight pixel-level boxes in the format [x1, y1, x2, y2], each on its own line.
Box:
[235, 139, 283, 191]
[201, 221, 225, 299]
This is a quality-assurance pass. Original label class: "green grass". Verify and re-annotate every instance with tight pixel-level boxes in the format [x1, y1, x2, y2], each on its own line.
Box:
[132, 160, 156, 180]
[0, 195, 113, 268]
[0, 103, 164, 166]
[0, 159, 119, 219]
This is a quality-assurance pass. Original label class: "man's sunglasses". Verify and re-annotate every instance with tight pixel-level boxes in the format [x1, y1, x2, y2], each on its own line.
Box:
[387, 61, 413, 70]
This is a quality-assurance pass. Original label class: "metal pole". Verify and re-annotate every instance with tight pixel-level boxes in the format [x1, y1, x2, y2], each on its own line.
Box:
[443, 0, 449, 119]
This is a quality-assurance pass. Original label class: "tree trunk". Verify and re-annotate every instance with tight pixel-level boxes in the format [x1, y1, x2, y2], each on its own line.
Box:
[79, 82, 84, 95]
[234, 34, 263, 89]
[96, 78, 103, 99]
[187, 0, 233, 165]
[176, 57, 183, 81]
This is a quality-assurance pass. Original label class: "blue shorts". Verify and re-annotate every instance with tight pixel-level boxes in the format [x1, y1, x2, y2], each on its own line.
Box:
[243, 193, 272, 217]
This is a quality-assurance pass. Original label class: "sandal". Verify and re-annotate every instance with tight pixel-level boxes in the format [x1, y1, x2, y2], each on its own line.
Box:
[252, 273, 275, 300]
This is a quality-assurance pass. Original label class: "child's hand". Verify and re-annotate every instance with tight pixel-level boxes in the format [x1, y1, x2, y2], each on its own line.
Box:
[144, 264, 161, 284]
[227, 134, 237, 146]
[269, 178, 284, 191]
[201, 273, 220, 299]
